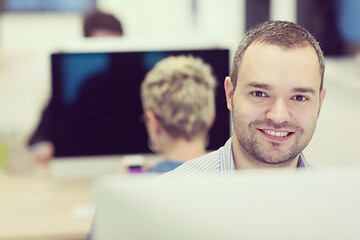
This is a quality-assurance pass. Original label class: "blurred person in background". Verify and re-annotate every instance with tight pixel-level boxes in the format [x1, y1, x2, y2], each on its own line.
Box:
[83, 9, 124, 37]
[140, 55, 216, 173]
[28, 9, 124, 164]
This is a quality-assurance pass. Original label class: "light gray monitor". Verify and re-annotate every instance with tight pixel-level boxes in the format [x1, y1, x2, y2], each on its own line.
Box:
[93, 168, 360, 240]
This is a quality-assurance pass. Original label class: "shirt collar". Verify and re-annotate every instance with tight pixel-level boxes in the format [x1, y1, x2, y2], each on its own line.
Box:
[297, 153, 311, 170]
[221, 137, 235, 175]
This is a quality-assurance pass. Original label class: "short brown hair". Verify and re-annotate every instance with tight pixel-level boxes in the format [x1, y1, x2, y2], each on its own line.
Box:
[83, 10, 123, 37]
[230, 20, 325, 91]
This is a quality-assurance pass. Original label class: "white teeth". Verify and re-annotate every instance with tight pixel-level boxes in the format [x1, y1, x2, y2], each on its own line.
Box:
[263, 129, 290, 137]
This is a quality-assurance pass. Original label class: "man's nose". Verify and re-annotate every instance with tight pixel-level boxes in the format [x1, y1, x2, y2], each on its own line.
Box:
[265, 99, 291, 124]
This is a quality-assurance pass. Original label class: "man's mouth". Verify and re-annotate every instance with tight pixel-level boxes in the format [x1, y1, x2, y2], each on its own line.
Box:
[259, 129, 294, 141]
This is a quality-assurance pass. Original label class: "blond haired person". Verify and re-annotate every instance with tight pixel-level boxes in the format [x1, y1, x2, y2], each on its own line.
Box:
[141, 55, 216, 173]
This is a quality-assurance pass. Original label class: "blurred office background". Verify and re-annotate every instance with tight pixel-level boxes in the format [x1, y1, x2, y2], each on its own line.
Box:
[0, 0, 359, 167]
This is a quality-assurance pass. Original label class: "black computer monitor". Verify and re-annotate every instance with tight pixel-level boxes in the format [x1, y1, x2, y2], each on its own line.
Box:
[49, 48, 230, 157]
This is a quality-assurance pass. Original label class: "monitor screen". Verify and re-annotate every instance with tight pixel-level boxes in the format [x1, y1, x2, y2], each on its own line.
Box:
[50, 49, 230, 157]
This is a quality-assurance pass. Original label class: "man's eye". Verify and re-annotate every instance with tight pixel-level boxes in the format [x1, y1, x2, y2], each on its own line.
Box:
[252, 91, 267, 97]
[292, 95, 308, 102]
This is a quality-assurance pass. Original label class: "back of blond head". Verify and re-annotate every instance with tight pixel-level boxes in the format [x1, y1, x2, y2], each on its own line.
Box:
[141, 55, 216, 140]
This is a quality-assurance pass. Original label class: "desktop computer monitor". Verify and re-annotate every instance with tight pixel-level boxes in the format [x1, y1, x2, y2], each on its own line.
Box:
[93, 168, 360, 240]
[49, 48, 230, 157]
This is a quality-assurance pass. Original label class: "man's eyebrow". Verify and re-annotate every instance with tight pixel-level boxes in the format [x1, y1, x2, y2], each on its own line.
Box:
[292, 87, 316, 94]
[247, 82, 271, 90]
[246, 83, 316, 94]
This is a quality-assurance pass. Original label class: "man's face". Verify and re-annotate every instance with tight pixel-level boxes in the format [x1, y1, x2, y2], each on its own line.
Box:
[225, 43, 326, 167]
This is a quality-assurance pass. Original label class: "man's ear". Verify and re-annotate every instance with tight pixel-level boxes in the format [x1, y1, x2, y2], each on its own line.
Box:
[320, 87, 327, 107]
[145, 110, 161, 135]
[224, 76, 234, 111]
[318, 86, 327, 115]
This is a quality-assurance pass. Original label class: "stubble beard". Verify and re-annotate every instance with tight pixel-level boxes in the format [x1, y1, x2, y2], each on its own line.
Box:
[234, 119, 317, 167]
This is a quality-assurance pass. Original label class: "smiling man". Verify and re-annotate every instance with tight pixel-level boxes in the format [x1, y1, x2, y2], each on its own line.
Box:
[161, 20, 326, 178]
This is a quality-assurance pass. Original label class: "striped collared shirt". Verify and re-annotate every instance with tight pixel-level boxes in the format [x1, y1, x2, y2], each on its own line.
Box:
[160, 137, 312, 180]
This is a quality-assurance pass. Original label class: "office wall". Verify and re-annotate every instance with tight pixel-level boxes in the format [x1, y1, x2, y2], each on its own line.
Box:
[303, 58, 360, 167]
[97, 0, 243, 44]
[0, 14, 81, 135]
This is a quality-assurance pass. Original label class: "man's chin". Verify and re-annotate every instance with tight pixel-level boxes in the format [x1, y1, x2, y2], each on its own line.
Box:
[256, 151, 299, 166]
